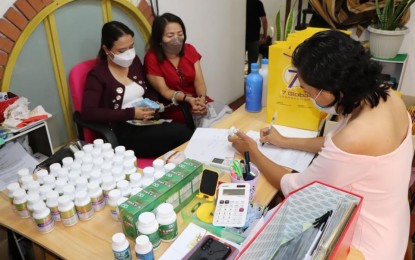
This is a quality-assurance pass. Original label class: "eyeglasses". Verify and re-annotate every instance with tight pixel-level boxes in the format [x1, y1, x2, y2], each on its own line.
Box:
[176, 67, 184, 87]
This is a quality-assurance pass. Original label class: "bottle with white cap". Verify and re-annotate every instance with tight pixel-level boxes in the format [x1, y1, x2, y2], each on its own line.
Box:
[32, 201, 54, 233]
[124, 150, 136, 164]
[82, 143, 94, 154]
[20, 175, 34, 190]
[123, 159, 137, 181]
[75, 176, 88, 192]
[112, 167, 126, 183]
[27, 193, 41, 216]
[62, 156, 74, 169]
[88, 182, 105, 212]
[107, 189, 122, 221]
[81, 163, 93, 179]
[46, 190, 61, 221]
[27, 180, 40, 196]
[13, 189, 30, 218]
[116, 180, 130, 198]
[142, 167, 155, 179]
[91, 148, 102, 159]
[49, 163, 61, 177]
[101, 161, 112, 177]
[56, 168, 69, 181]
[34, 169, 48, 185]
[164, 163, 176, 173]
[101, 175, 116, 203]
[103, 151, 115, 162]
[7, 182, 21, 204]
[89, 169, 102, 186]
[93, 157, 104, 170]
[112, 232, 132, 260]
[137, 212, 161, 249]
[101, 142, 112, 153]
[135, 235, 154, 260]
[116, 197, 128, 222]
[67, 171, 80, 186]
[113, 155, 124, 167]
[17, 168, 30, 183]
[73, 150, 85, 164]
[63, 184, 76, 201]
[114, 145, 126, 156]
[156, 203, 178, 241]
[153, 159, 165, 173]
[74, 190, 94, 221]
[42, 175, 56, 189]
[129, 173, 142, 189]
[93, 138, 104, 148]
[39, 185, 53, 202]
[54, 179, 67, 196]
[58, 195, 78, 226]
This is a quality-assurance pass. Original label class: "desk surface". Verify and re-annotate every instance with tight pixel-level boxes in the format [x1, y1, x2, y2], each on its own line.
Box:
[0, 106, 363, 259]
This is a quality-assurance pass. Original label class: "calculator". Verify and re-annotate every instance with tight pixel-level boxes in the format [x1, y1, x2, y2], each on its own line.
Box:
[212, 183, 250, 227]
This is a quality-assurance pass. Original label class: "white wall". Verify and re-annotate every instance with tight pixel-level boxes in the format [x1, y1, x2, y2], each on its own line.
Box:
[157, 0, 246, 103]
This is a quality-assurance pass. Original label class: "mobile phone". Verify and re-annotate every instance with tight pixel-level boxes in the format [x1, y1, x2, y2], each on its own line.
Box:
[199, 169, 219, 197]
[185, 235, 232, 260]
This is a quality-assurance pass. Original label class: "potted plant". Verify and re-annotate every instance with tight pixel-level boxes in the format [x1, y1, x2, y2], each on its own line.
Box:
[367, 0, 415, 59]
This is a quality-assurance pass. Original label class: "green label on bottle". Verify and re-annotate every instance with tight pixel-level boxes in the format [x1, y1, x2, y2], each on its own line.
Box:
[147, 231, 161, 249]
[113, 248, 132, 260]
[158, 222, 178, 241]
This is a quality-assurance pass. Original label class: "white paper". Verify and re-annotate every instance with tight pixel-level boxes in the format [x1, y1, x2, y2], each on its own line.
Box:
[0, 142, 39, 190]
[246, 125, 318, 172]
[184, 128, 235, 164]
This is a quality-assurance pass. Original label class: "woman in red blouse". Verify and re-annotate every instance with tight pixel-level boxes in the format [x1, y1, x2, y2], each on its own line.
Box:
[144, 13, 210, 125]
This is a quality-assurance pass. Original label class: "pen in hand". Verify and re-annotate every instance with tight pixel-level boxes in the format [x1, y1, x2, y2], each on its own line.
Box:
[262, 112, 278, 146]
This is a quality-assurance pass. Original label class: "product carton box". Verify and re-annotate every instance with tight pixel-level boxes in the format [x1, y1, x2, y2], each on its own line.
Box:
[119, 158, 203, 239]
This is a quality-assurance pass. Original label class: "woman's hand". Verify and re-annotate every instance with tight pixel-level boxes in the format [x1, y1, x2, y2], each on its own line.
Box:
[134, 107, 155, 120]
[188, 97, 207, 116]
[259, 127, 287, 148]
[228, 131, 258, 155]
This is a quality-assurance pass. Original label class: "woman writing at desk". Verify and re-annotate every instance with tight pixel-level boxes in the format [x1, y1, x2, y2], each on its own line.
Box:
[229, 30, 412, 259]
[82, 21, 193, 157]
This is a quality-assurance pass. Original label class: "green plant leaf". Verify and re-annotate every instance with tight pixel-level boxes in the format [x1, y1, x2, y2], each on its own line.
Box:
[285, 8, 295, 40]
[275, 10, 282, 41]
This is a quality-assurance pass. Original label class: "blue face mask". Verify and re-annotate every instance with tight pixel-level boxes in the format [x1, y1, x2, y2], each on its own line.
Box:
[310, 89, 338, 115]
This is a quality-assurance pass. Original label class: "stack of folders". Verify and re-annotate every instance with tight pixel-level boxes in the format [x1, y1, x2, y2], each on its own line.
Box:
[236, 182, 363, 260]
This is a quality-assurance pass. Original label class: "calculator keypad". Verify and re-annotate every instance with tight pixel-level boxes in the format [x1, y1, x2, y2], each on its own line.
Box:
[213, 199, 247, 227]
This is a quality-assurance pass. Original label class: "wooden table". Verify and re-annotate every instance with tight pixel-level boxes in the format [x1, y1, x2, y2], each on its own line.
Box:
[0, 106, 363, 259]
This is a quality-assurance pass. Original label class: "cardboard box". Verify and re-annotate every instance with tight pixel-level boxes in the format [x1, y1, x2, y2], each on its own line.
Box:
[119, 158, 203, 239]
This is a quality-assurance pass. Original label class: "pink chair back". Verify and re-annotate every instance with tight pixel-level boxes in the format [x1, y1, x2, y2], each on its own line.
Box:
[68, 59, 97, 143]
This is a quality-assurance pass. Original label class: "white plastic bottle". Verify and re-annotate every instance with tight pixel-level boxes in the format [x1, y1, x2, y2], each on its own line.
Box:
[137, 212, 161, 249]
[27, 181, 40, 196]
[49, 163, 61, 177]
[34, 169, 48, 185]
[108, 189, 122, 221]
[39, 185, 53, 202]
[42, 175, 56, 189]
[93, 138, 104, 148]
[102, 142, 112, 153]
[164, 163, 176, 173]
[74, 190, 94, 221]
[153, 159, 165, 179]
[259, 58, 269, 107]
[7, 182, 21, 204]
[76, 176, 89, 192]
[62, 156, 74, 169]
[46, 191, 61, 222]
[128, 173, 142, 189]
[13, 189, 30, 218]
[89, 169, 103, 186]
[88, 182, 105, 212]
[116, 197, 128, 222]
[135, 235, 155, 260]
[27, 193, 41, 216]
[63, 184, 76, 201]
[112, 232, 132, 260]
[101, 175, 116, 203]
[58, 195, 78, 226]
[32, 201, 54, 233]
[123, 159, 137, 181]
[17, 168, 30, 183]
[117, 180, 130, 198]
[112, 166, 126, 183]
[114, 145, 126, 156]
[156, 203, 178, 242]
[20, 175, 34, 191]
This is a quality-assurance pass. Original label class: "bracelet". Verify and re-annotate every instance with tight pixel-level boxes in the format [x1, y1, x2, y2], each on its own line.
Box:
[183, 94, 189, 102]
[172, 91, 182, 106]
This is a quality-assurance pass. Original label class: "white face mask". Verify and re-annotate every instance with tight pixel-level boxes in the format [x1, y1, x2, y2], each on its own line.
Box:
[310, 89, 338, 115]
[110, 48, 135, 68]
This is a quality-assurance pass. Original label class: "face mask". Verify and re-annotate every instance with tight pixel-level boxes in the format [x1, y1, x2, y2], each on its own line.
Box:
[310, 89, 338, 115]
[110, 48, 135, 68]
[162, 37, 184, 56]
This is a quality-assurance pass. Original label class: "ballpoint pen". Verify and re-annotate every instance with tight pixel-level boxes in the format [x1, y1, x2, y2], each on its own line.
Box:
[262, 112, 278, 146]
[244, 152, 251, 178]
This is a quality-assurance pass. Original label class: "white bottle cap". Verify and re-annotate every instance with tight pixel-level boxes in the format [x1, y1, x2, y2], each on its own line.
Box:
[164, 163, 176, 172]
[39, 185, 53, 200]
[135, 235, 152, 253]
[112, 155, 123, 166]
[34, 169, 48, 184]
[17, 168, 30, 179]
[58, 195, 71, 208]
[89, 169, 102, 182]
[112, 233, 127, 247]
[27, 193, 41, 206]
[129, 187, 142, 197]
[76, 177, 88, 190]
[55, 179, 67, 194]
[153, 159, 165, 170]
[101, 175, 115, 189]
[102, 142, 112, 152]
[138, 212, 156, 227]
[49, 163, 61, 173]
[70, 161, 82, 171]
[13, 189, 27, 200]
[82, 144, 94, 153]
[91, 148, 102, 158]
[104, 151, 115, 161]
[33, 201, 47, 213]
[82, 155, 93, 166]
[46, 190, 59, 203]
[157, 203, 174, 218]
[67, 171, 80, 185]
[7, 182, 20, 196]
[27, 181, 40, 193]
[75, 190, 89, 204]
[62, 157, 74, 168]
[143, 167, 155, 178]
[93, 138, 104, 147]
[87, 182, 100, 194]
[129, 174, 142, 186]
[42, 175, 55, 188]
[108, 189, 121, 201]
[114, 145, 126, 155]
[74, 150, 85, 161]
[63, 184, 76, 198]
[93, 157, 104, 167]
[57, 168, 69, 179]
[20, 175, 34, 189]
[117, 180, 130, 197]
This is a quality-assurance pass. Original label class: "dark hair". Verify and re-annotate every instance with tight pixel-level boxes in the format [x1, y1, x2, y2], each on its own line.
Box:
[98, 21, 134, 59]
[292, 30, 388, 115]
[149, 13, 187, 63]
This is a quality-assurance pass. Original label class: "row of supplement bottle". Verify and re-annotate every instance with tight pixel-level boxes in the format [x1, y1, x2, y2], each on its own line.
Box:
[112, 233, 154, 260]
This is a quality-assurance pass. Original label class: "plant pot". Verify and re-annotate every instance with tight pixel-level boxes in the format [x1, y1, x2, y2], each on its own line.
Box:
[367, 25, 408, 59]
